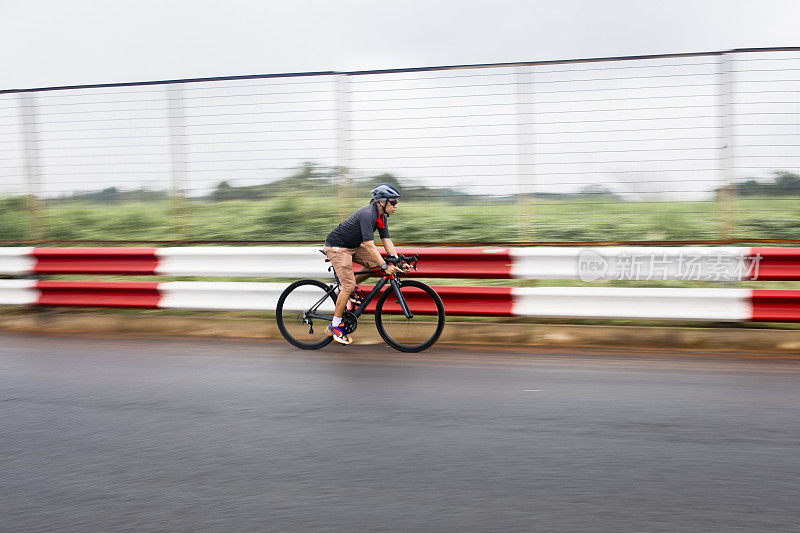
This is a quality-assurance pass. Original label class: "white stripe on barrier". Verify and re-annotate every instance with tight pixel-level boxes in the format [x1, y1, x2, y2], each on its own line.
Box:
[0, 246, 777, 281]
[510, 287, 751, 321]
[509, 247, 752, 281]
[155, 247, 331, 277]
[0, 280, 39, 306]
[159, 281, 296, 311]
[0, 248, 35, 275]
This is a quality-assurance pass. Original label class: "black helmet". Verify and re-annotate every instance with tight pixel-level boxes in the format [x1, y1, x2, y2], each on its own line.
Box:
[371, 183, 401, 201]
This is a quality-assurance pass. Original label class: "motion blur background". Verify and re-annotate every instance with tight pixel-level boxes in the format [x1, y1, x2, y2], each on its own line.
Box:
[1, 1, 798, 245]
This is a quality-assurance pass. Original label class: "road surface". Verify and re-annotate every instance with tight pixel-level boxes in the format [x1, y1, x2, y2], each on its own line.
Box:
[2, 333, 799, 532]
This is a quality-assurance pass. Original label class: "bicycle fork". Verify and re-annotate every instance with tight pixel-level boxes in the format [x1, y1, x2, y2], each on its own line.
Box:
[390, 278, 414, 319]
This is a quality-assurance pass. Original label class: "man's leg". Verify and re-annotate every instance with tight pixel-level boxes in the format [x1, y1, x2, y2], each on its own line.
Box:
[324, 246, 357, 327]
[354, 271, 372, 285]
[328, 289, 353, 344]
[352, 244, 384, 286]
[333, 287, 350, 320]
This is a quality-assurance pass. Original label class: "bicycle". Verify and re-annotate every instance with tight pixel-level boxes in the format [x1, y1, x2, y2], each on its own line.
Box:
[276, 252, 445, 352]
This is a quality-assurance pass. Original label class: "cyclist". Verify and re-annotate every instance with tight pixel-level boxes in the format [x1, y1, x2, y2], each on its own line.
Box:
[323, 183, 405, 345]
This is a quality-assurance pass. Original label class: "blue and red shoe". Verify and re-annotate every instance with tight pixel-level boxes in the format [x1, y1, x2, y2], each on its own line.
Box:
[349, 287, 366, 307]
[325, 323, 353, 345]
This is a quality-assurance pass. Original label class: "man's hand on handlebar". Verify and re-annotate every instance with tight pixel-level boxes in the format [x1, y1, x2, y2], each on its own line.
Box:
[386, 254, 418, 273]
[383, 253, 417, 275]
[383, 263, 402, 275]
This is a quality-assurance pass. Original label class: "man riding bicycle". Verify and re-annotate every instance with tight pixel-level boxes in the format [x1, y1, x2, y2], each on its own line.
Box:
[323, 183, 406, 345]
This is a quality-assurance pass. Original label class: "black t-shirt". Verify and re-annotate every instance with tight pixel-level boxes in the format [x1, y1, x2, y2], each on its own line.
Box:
[325, 203, 389, 248]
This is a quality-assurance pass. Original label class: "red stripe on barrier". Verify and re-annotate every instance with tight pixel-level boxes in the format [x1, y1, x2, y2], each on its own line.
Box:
[36, 281, 162, 308]
[751, 289, 800, 322]
[376, 248, 512, 279]
[750, 248, 800, 281]
[361, 284, 514, 316]
[431, 285, 514, 316]
[32, 248, 159, 275]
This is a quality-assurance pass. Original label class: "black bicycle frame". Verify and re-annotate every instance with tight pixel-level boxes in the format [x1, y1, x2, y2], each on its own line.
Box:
[305, 270, 414, 322]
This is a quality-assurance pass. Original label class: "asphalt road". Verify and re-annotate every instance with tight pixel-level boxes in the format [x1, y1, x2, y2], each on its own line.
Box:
[2, 333, 799, 533]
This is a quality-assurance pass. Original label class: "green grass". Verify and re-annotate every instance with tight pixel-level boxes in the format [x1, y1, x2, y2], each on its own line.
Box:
[1, 194, 799, 243]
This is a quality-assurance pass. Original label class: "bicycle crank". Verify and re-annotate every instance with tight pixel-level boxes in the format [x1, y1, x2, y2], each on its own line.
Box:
[342, 311, 358, 334]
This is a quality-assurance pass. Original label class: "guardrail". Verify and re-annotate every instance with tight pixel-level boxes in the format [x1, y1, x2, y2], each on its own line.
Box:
[2, 246, 800, 279]
[1, 247, 799, 322]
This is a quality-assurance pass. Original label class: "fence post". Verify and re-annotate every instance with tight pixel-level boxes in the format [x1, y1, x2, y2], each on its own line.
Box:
[717, 53, 736, 240]
[335, 74, 353, 222]
[18, 93, 46, 241]
[167, 84, 190, 239]
[516, 66, 536, 242]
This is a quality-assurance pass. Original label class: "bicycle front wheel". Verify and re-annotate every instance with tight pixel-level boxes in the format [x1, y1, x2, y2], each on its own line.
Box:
[374, 280, 445, 352]
[276, 279, 337, 350]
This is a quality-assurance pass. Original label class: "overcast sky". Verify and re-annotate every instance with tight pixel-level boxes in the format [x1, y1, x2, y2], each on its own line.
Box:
[1, 0, 798, 203]
[2, 0, 799, 89]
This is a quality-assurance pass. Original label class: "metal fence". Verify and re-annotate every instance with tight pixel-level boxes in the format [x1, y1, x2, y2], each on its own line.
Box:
[1, 47, 799, 245]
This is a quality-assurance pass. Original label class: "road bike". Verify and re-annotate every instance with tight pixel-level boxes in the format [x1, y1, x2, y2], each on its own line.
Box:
[276, 252, 445, 352]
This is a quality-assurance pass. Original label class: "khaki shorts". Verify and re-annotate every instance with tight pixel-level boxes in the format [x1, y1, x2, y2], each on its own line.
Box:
[323, 244, 383, 293]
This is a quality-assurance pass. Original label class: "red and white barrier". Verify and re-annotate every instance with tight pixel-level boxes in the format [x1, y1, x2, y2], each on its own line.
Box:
[0, 280, 39, 306]
[1, 246, 798, 280]
[0, 248, 36, 275]
[2, 247, 799, 322]
[1, 280, 798, 322]
[510, 287, 752, 321]
[508, 247, 752, 280]
[160, 282, 291, 311]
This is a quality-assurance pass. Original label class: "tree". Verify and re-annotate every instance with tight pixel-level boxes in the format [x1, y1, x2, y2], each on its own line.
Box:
[725, 171, 800, 197]
[774, 171, 800, 195]
[210, 181, 234, 201]
[576, 184, 621, 200]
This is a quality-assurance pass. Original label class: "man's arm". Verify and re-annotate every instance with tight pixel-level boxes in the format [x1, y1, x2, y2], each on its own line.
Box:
[381, 237, 397, 257]
[382, 238, 410, 271]
[363, 240, 387, 267]
[364, 240, 401, 273]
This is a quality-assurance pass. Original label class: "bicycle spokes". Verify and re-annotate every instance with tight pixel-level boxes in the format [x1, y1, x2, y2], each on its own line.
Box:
[277, 280, 337, 350]
[375, 280, 445, 352]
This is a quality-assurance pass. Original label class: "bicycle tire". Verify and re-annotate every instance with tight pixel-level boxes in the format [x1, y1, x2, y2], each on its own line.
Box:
[374, 279, 445, 353]
[276, 279, 337, 350]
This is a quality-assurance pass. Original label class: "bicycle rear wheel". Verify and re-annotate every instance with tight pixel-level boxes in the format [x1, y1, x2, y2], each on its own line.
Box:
[276, 279, 337, 350]
[374, 280, 445, 352]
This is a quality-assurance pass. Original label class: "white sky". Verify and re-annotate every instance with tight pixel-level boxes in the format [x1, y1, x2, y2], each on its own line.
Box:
[0, 0, 798, 202]
[2, 0, 798, 89]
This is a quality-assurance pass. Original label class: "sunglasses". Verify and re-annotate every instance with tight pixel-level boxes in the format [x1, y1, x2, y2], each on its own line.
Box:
[388, 199, 398, 206]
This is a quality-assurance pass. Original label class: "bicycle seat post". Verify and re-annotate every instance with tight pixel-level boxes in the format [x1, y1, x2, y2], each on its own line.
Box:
[327, 258, 341, 287]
